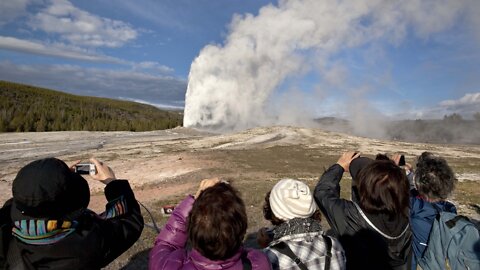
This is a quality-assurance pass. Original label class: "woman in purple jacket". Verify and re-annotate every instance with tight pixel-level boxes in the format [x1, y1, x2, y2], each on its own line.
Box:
[149, 178, 271, 270]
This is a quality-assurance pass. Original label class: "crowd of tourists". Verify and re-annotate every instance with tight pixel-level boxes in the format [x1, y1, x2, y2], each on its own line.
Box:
[0, 150, 478, 269]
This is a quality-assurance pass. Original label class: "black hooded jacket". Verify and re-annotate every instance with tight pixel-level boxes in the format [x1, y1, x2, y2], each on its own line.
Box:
[0, 158, 144, 270]
[1, 180, 143, 270]
[314, 164, 412, 270]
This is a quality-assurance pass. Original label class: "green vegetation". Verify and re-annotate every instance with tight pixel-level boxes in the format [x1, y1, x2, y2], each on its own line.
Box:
[0, 81, 183, 132]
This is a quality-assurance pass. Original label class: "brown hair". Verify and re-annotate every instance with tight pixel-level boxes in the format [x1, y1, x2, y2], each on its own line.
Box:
[358, 160, 410, 218]
[263, 191, 321, 225]
[188, 183, 247, 260]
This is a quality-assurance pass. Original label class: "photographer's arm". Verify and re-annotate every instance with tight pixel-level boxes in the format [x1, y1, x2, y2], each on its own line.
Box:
[314, 152, 359, 235]
[392, 154, 416, 191]
[89, 158, 144, 267]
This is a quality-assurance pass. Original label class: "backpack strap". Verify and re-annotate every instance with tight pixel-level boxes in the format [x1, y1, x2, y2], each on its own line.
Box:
[322, 235, 332, 270]
[444, 215, 480, 229]
[271, 242, 308, 270]
[241, 251, 252, 270]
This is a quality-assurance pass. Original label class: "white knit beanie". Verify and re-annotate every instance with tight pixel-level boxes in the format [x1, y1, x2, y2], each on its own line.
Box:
[269, 178, 317, 221]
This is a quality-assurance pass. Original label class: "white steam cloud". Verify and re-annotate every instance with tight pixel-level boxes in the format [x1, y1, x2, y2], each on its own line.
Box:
[184, 0, 473, 132]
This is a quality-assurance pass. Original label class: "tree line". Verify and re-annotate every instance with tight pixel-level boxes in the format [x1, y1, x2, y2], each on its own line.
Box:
[386, 113, 480, 144]
[0, 81, 183, 132]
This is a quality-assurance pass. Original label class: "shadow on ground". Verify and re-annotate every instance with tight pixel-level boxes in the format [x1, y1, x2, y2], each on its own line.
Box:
[120, 249, 150, 270]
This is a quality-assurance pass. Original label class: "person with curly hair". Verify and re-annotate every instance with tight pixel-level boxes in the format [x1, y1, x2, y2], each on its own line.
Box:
[407, 152, 457, 269]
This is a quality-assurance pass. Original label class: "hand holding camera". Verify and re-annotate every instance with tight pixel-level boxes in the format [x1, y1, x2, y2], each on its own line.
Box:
[392, 153, 413, 175]
[74, 163, 97, 175]
[71, 158, 116, 185]
[336, 151, 361, 172]
[90, 158, 116, 185]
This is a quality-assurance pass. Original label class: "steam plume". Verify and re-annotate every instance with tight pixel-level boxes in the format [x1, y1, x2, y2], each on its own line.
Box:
[184, 0, 472, 132]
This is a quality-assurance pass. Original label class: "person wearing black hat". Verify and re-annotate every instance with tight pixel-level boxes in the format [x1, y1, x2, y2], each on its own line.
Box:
[0, 157, 144, 270]
[314, 152, 412, 270]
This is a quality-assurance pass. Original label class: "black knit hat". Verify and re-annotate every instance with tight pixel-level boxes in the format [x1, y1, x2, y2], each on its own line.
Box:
[11, 158, 90, 219]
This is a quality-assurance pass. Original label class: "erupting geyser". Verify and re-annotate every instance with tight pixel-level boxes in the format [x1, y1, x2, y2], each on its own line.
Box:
[184, 0, 474, 131]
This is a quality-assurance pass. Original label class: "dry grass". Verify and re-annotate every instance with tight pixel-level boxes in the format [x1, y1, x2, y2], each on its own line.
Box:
[105, 146, 424, 269]
[1, 127, 478, 269]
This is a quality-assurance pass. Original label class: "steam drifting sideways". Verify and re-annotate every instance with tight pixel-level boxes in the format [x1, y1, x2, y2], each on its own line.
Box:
[184, 0, 477, 131]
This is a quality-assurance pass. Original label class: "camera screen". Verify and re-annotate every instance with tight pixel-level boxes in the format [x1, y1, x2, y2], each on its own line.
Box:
[75, 164, 92, 174]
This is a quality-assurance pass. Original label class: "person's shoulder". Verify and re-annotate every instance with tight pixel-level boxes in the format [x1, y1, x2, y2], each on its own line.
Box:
[434, 200, 457, 213]
[245, 248, 271, 269]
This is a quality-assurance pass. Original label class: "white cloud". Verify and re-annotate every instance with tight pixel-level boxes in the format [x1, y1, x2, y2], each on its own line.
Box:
[400, 92, 480, 119]
[0, 0, 30, 26]
[116, 0, 189, 31]
[134, 61, 174, 74]
[0, 36, 177, 74]
[29, 0, 137, 47]
[0, 36, 125, 63]
[439, 92, 480, 116]
[0, 61, 187, 107]
[440, 93, 480, 107]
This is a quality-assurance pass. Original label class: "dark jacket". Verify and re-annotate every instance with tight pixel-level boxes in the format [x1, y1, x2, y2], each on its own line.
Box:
[149, 195, 271, 270]
[1, 180, 144, 270]
[314, 164, 412, 270]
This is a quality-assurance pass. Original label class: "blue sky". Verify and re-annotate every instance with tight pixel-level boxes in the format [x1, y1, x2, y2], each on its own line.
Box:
[0, 0, 479, 120]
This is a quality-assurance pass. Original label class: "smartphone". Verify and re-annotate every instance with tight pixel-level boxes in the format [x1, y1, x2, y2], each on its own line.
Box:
[399, 155, 406, 166]
[75, 163, 96, 175]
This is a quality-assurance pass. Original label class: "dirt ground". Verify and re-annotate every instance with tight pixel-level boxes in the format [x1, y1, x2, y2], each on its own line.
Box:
[1, 126, 479, 269]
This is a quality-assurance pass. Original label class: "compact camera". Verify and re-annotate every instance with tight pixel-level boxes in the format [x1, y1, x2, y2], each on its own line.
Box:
[75, 163, 97, 175]
[161, 205, 175, 216]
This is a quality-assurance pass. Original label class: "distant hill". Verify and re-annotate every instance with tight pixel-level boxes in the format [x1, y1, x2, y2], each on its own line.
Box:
[314, 116, 480, 145]
[0, 81, 183, 132]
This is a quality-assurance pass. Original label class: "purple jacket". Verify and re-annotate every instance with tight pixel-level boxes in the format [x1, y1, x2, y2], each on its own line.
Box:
[149, 195, 271, 270]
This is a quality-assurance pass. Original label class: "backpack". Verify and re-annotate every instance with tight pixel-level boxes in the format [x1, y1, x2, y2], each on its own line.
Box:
[418, 211, 480, 270]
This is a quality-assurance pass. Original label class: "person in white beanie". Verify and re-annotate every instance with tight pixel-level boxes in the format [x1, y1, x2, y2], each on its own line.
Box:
[259, 178, 346, 270]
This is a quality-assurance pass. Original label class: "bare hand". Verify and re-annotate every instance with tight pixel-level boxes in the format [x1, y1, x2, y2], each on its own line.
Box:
[195, 177, 221, 198]
[392, 153, 401, 166]
[404, 162, 413, 172]
[67, 160, 81, 172]
[337, 152, 361, 172]
[90, 158, 116, 185]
